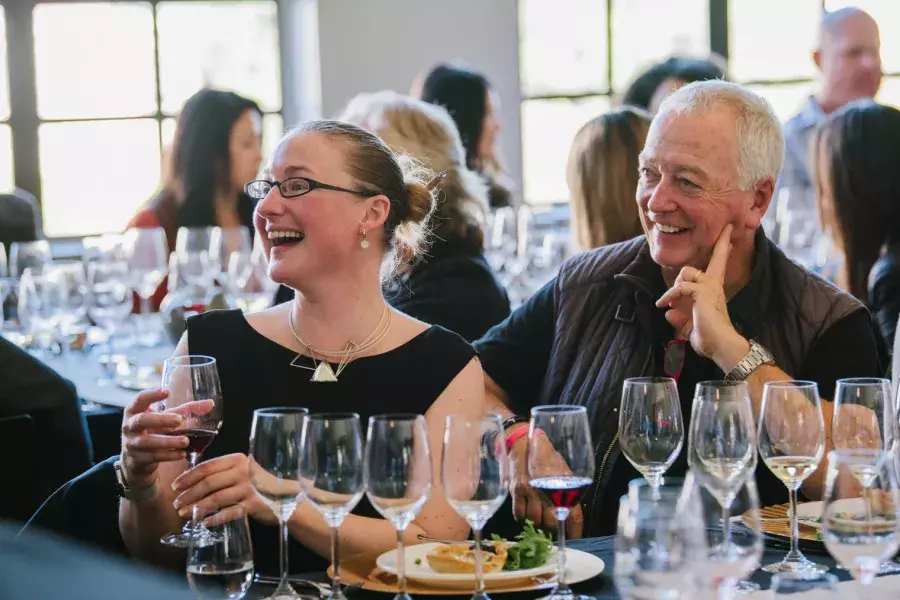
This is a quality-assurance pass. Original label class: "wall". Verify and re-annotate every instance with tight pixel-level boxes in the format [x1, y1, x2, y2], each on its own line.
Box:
[308, 0, 523, 194]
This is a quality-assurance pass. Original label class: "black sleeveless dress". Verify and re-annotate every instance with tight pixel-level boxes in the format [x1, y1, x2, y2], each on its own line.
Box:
[187, 309, 477, 575]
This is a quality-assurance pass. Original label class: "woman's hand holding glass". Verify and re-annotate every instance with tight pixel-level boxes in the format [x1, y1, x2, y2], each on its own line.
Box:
[120, 388, 190, 489]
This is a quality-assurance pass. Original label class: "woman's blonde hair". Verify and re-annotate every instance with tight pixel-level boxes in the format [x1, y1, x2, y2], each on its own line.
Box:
[339, 91, 489, 250]
[566, 106, 651, 250]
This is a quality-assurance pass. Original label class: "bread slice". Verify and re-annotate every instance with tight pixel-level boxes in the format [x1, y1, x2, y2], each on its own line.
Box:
[426, 543, 509, 574]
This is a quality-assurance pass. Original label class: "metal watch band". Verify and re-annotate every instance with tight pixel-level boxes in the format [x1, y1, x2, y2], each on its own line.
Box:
[114, 460, 158, 502]
[725, 340, 775, 381]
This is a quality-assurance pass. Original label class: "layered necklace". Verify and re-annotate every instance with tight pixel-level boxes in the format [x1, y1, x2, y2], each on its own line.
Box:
[287, 303, 392, 382]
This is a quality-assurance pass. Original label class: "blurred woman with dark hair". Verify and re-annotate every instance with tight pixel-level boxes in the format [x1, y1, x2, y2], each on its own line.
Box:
[128, 89, 263, 251]
[814, 99, 900, 352]
[621, 55, 726, 114]
[413, 62, 516, 208]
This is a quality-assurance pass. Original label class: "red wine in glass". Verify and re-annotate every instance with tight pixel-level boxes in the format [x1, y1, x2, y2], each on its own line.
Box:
[163, 428, 218, 455]
[529, 476, 593, 509]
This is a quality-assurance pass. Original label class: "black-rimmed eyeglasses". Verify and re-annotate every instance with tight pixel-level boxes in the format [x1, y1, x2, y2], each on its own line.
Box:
[244, 177, 369, 200]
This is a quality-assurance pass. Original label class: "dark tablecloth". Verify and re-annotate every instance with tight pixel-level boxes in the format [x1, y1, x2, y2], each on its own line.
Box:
[250, 536, 848, 600]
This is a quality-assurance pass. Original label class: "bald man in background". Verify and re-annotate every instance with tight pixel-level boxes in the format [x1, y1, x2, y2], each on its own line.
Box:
[766, 7, 882, 238]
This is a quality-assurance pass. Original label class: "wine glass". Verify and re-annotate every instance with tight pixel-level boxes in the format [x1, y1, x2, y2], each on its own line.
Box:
[210, 227, 252, 286]
[227, 251, 277, 312]
[757, 381, 827, 575]
[9, 240, 51, 278]
[0, 244, 9, 328]
[770, 572, 838, 596]
[124, 227, 169, 346]
[300, 414, 365, 600]
[619, 377, 684, 494]
[821, 449, 900, 586]
[688, 381, 756, 588]
[527, 405, 594, 600]
[441, 415, 509, 600]
[364, 414, 433, 600]
[17, 268, 65, 351]
[46, 261, 89, 336]
[158, 355, 224, 547]
[690, 470, 764, 598]
[833, 377, 900, 574]
[87, 261, 132, 385]
[249, 407, 311, 600]
[614, 478, 706, 599]
[187, 505, 254, 600]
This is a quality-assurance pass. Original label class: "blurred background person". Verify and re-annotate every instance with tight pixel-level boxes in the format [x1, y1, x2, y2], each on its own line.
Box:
[620, 55, 726, 114]
[278, 92, 511, 342]
[413, 62, 517, 209]
[813, 99, 900, 357]
[126, 89, 263, 308]
[769, 7, 882, 242]
[566, 106, 651, 251]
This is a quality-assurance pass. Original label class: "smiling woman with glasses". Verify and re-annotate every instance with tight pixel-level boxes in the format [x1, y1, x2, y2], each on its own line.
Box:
[117, 119, 487, 583]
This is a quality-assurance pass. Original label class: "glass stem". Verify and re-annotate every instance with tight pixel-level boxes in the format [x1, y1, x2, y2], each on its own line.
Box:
[332, 524, 341, 595]
[396, 527, 407, 595]
[279, 516, 290, 589]
[556, 508, 570, 590]
[140, 295, 151, 316]
[787, 485, 802, 561]
[473, 527, 485, 595]
[722, 501, 732, 553]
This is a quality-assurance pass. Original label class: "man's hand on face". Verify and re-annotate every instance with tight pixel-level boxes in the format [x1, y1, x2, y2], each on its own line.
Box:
[655, 224, 751, 372]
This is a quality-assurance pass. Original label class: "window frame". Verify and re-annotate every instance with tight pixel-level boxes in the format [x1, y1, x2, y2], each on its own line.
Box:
[3, 0, 286, 240]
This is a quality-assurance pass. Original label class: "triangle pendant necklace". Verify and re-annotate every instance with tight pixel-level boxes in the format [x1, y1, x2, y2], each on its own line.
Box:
[311, 361, 338, 382]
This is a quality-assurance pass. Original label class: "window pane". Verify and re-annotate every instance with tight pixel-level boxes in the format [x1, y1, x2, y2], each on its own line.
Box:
[519, 0, 608, 96]
[612, 0, 709, 90]
[729, 0, 820, 82]
[521, 96, 611, 204]
[33, 3, 157, 119]
[0, 8, 8, 121]
[263, 113, 285, 163]
[877, 76, 900, 109]
[40, 120, 161, 237]
[0, 125, 13, 193]
[157, 1, 282, 114]
[746, 82, 815, 123]
[825, 0, 900, 73]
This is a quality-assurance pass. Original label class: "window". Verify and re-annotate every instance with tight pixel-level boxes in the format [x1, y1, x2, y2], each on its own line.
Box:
[0, 7, 12, 194]
[518, 0, 710, 205]
[10, 1, 283, 238]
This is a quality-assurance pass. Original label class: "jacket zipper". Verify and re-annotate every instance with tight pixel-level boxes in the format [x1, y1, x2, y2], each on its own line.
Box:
[587, 345, 652, 526]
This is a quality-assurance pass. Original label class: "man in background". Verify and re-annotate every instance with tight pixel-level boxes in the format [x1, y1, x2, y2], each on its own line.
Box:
[766, 7, 882, 238]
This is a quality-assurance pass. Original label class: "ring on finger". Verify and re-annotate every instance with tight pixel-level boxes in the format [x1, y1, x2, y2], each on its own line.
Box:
[691, 270, 703, 283]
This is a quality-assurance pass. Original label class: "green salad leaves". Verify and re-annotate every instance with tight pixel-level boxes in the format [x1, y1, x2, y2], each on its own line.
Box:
[492, 520, 554, 571]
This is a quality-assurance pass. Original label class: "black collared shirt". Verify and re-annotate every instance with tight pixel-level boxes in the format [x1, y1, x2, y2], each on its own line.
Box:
[477, 231, 883, 536]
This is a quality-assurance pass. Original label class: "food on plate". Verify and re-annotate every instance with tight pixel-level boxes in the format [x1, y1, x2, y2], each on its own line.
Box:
[426, 542, 509, 574]
[493, 520, 554, 571]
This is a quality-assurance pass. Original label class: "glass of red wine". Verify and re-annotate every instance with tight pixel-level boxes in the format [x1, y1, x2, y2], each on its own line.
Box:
[527, 405, 595, 600]
[159, 354, 224, 547]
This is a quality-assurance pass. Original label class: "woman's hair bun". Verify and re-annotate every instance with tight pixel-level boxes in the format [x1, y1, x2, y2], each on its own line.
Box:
[403, 178, 435, 225]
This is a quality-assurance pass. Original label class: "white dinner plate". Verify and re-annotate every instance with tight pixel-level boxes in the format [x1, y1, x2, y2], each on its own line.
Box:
[375, 542, 605, 590]
[791, 499, 896, 531]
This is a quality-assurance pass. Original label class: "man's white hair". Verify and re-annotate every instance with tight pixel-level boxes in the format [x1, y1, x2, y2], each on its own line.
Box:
[654, 80, 785, 190]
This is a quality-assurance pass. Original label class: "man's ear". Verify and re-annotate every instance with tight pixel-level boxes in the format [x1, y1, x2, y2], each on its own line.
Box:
[746, 178, 775, 229]
[813, 49, 823, 71]
[360, 194, 391, 233]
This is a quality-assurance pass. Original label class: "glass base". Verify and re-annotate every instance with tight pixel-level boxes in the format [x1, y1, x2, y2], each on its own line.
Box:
[762, 556, 827, 576]
[535, 594, 593, 600]
[835, 559, 900, 574]
[261, 582, 316, 600]
[733, 581, 761, 596]
[159, 524, 221, 548]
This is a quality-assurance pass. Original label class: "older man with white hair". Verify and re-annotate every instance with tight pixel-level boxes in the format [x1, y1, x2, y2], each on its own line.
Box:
[475, 81, 883, 539]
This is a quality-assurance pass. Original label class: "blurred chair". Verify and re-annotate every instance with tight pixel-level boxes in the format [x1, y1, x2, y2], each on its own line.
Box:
[0, 414, 37, 523]
[0, 188, 43, 257]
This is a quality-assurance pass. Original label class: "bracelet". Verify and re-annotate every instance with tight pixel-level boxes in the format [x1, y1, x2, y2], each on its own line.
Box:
[500, 425, 544, 455]
[501, 415, 529, 431]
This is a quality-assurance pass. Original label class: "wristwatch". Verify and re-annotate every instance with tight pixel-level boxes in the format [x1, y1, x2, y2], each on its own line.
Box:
[725, 340, 775, 381]
[114, 460, 159, 502]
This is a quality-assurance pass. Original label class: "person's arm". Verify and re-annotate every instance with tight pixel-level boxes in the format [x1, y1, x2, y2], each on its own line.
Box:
[868, 264, 900, 354]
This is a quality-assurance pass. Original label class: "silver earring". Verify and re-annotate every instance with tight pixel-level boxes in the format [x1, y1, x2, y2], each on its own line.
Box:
[360, 229, 369, 249]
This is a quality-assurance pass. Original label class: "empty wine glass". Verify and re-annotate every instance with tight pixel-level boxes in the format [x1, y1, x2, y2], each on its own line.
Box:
[758, 381, 827, 575]
[364, 414, 433, 600]
[249, 407, 311, 600]
[187, 505, 254, 600]
[833, 377, 900, 575]
[442, 415, 509, 600]
[619, 377, 684, 494]
[158, 355, 224, 547]
[9, 240, 51, 278]
[821, 449, 900, 586]
[300, 414, 365, 600]
[528, 405, 595, 600]
[46, 261, 89, 336]
[211, 227, 252, 286]
[17, 268, 65, 350]
[227, 251, 277, 312]
[614, 478, 706, 599]
[176, 227, 219, 288]
[87, 261, 132, 385]
[123, 227, 169, 345]
[688, 381, 756, 587]
[691, 471, 764, 598]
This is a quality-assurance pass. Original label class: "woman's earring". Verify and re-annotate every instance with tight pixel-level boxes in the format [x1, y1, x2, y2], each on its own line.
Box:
[360, 229, 369, 249]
